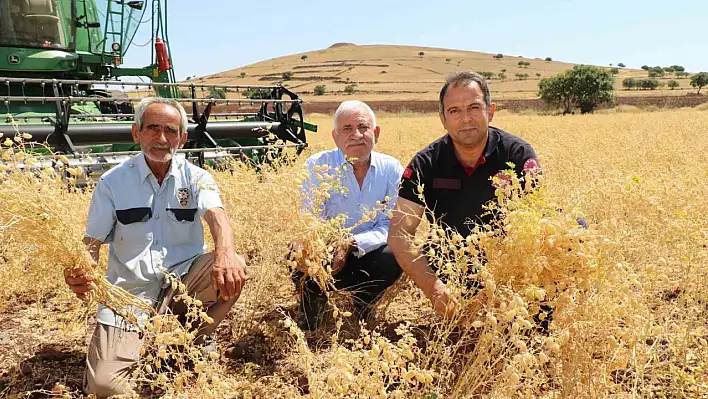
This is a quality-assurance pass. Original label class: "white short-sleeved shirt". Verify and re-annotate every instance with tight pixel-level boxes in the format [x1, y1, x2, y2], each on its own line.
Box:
[85, 153, 223, 328]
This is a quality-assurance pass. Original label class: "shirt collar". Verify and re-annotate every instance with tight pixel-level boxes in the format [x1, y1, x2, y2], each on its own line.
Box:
[134, 152, 182, 182]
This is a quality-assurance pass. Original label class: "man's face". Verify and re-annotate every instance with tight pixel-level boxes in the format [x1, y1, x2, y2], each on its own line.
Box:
[439, 82, 496, 148]
[331, 109, 380, 162]
[131, 103, 187, 164]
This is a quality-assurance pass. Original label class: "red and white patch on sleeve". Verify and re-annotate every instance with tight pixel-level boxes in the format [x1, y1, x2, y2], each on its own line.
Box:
[522, 158, 541, 175]
[402, 167, 413, 179]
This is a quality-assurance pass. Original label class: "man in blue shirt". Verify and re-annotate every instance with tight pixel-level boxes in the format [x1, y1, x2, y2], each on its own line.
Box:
[293, 100, 404, 330]
[63, 97, 247, 397]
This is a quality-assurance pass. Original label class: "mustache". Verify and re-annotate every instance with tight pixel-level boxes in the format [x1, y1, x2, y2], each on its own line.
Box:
[147, 144, 173, 151]
[347, 139, 367, 146]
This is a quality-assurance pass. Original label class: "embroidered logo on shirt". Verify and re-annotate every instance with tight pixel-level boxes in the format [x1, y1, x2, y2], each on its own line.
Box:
[403, 167, 413, 179]
[177, 188, 190, 207]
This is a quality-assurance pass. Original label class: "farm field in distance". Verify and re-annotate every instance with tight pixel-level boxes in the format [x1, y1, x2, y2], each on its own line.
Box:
[1, 108, 707, 398]
[189, 44, 706, 104]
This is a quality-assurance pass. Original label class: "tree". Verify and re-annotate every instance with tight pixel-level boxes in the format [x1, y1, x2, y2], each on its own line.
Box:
[538, 65, 614, 114]
[667, 80, 679, 90]
[344, 85, 356, 94]
[610, 67, 620, 75]
[445, 58, 452, 63]
[648, 67, 664, 77]
[676, 71, 689, 79]
[690, 72, 708, 94]
[301, 55, 308, 61]
[498, 73, 507, 81]
[418, 51, 425, 56]
[517, 61, 530, 68]
[494, 53, 504, 59]
[535, 73, 542, 78]
[664, 66, 675, 73]
[240, 72, 246, 78]
[672, 65, 685, 72]
[637, 78, 659, 90]
[208, 87, 227, 99]
[314, 85, 326, 95]
[618, 63, 626, 68]
[622, 77, 636, 90]
[545, 57, 552, 62]
[501, 68, 507, 73]
[641, 65, 650, 71]
[282, 71, 293, 80]
[243, 88, 271, 99]
[479, 71, 495, 80]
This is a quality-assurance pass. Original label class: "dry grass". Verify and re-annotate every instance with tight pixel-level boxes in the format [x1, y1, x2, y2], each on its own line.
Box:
[1, 109, 707, 398]
[186, 44, 700, 102]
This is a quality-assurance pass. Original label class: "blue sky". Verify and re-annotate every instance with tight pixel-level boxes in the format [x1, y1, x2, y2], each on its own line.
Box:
[115, 0, 708, 81]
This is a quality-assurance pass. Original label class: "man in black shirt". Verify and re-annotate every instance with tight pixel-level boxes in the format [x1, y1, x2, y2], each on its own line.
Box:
[388, 71, 541, 318]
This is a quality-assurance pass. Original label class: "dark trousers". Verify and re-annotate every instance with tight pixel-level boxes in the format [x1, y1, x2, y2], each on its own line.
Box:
[292, 244, 402, 316]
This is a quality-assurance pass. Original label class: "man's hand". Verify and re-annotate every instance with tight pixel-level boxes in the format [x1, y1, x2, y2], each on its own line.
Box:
[64, 252, 97, 301]
[331, 238, 355, 274]
[429, 279, 459, 318]
[211, 250, 247, 301]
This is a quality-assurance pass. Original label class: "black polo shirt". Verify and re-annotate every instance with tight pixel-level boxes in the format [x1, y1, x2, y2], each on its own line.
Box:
[398, 126, 540, 236]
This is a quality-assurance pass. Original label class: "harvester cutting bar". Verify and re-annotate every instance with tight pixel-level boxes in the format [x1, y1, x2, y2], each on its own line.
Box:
[7, 112, 259, 120]
[0, 121, 282, 144]
[0, 77, 285, 91]
[72, 143, 305, 159]
[1, 96, 299, 105]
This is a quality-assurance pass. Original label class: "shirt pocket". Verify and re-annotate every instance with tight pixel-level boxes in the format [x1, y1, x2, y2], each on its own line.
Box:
[165, 206, 199, 245]
[113, 207, 153, 266]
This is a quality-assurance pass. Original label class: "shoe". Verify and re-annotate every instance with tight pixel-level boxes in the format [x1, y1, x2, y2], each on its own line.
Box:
[298, 294, 328, 331]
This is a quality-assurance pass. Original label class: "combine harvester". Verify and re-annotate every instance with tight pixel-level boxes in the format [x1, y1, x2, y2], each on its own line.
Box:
[0, 0, 316, 182]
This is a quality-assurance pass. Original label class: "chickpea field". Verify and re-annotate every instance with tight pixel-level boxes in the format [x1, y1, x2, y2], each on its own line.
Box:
[1, 108, 707, 398]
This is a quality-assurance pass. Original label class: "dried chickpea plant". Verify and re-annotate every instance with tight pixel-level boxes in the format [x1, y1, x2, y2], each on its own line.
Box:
[0, 110, 706, 398]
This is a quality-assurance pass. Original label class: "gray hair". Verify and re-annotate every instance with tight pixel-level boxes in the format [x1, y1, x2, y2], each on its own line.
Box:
[438, 71, 492, 114]
[134, 97, 189, 133]
[333, 100, 377, 130]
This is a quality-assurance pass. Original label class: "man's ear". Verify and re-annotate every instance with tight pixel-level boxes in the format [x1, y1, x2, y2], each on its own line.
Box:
[374, 125, 380, 143]
[179, 131, 188, 148]
[488, 102, 497, 122]
[131, 124, 139, 143]
[331, 129, 337, 142]
[439, 112, 447, 130]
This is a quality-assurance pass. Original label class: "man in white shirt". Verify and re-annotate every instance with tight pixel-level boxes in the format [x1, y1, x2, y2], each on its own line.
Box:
[294, 100, 404, 330]
[63, 97, 247, 397]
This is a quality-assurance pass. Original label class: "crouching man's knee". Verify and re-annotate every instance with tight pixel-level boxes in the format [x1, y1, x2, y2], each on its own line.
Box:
[83, 324, 141, 398]
[84, 360, 135, 398]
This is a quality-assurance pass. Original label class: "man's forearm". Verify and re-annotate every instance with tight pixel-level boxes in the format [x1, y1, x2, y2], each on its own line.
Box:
[388, 234, 439, 299]
[205, 208, 235, 254]
[82, 236, 103, 265]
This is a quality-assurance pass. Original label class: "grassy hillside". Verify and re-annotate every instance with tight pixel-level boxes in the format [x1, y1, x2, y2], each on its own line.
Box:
[186, 44, 700, 102]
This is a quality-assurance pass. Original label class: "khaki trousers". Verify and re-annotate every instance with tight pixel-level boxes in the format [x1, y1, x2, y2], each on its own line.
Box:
[83, 252, 239, 397]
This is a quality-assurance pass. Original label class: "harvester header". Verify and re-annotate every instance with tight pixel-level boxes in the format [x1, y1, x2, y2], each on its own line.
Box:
[0, 0, 317, 181]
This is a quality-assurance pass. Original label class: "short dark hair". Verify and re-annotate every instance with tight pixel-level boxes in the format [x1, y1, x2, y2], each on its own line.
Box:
[438, 71, 492, 114]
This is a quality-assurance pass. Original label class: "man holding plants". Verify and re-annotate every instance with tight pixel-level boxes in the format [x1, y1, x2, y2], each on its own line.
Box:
[388, 71, 542, 319]
[293, 100, 404, 331]
[63, 97, 247, 397]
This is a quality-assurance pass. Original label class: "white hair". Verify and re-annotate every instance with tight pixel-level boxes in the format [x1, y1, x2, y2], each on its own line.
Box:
[333, 100, 377, 130]
[134, 97, 189, 133]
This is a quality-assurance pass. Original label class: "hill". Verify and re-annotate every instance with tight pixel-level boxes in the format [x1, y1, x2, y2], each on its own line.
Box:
[187, 44, 700, 103]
